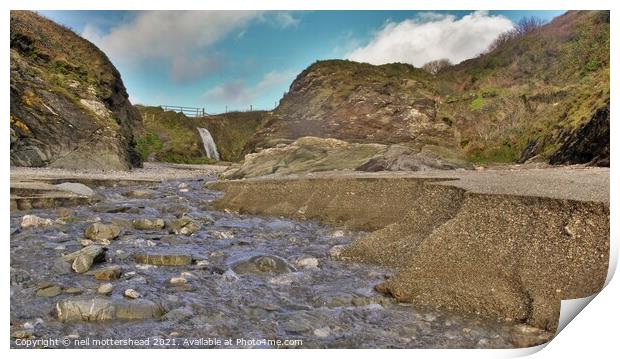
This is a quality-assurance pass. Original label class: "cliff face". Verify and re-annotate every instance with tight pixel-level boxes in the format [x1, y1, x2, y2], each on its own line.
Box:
[10, 11, 142, 170]
[246, 61, 467, 165]
[244, 11, 609, 169]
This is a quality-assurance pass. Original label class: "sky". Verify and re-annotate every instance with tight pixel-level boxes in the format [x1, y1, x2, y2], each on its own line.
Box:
[39, 10, 565, 114]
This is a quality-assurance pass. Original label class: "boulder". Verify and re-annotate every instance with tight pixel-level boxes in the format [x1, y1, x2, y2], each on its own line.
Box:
[167, 217, 200, 236]
[54, 182, 95, 197]
[84, 222, 121, 241]
[56, 298, 164, 321]
[92, 265, 122, 280]
[36, 284, 62, 297]
[132, 218, 165, 230]
[61, 245, 106, 273]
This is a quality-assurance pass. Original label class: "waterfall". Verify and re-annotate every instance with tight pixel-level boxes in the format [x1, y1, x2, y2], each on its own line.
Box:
[197, 127, 220, 161]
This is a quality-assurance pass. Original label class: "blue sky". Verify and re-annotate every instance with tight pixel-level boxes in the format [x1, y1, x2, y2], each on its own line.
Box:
[40, 10, 565, 114]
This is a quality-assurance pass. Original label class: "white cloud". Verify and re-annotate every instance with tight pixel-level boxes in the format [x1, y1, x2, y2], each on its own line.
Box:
[346, 11, 514, 67]
[203, 70, 296, 108]
[82, 11, 261, 81]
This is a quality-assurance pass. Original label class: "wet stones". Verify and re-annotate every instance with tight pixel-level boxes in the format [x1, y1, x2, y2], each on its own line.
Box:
[232, 255, 295, 275]
[169, 277, 187, 286]
[92, 265, 122, 280]
[61, 245, 106, 273]
[133, 253, 192, 266]
[56, 298, 164, 321]
[132, 218, 165, 230]
[296, 257, 319, 269]
[97, 283, 114, 295]
[124, 289, 141, 299]
[54, 182, 95, 197]
[84, 222, 121, 242]
[167, 216, 200, 236]
[20, 214, 54, 228]
[56, 298, 115, 322]
[36, 284, 62, 297]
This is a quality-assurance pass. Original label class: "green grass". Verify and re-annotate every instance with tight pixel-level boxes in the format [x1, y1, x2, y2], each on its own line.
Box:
[469, 95, 485, 111]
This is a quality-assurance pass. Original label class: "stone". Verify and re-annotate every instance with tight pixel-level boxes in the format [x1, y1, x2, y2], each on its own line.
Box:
[84, 222, 121, 241]
[62, 245, 106, 274]
[133, 253, 192, 266]
[296, 257, 319, 269]
[20, 214, 54, 228]
[97, 283, 114, 295]
[169, 277, 187, 286]
[167, 217, 200, 236]
[124, 288, 141, 299]
[56, 298, 164, 321]
[114, 299, 166, 320]
[79, 239, 94, 247]
[313, 327, 331, 338]
[64, 287, 84, 295]
[54, 182, 95, 197]
[56, 298, 116, 322]
[232, 255, 295, 275]
[36, 284, 62, 297]
[132, 218, 165, 230]
[92, 265, 122, 280]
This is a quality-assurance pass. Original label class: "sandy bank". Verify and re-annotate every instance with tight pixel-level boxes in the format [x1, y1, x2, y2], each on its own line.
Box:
[208, 167, 610, 331]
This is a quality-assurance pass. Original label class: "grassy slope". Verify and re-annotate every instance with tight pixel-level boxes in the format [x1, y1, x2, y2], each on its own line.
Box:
[436, 10, 610, 164]
[246, 11, 608, 166]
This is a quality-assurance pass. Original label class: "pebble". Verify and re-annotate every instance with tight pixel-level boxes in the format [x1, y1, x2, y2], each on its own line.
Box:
[170, 277, 187, 285]
[124, 288, 141, 299]
[296, 257, 319, 269]
[97, 283, 114, 295]
[36, 284, 62, 297]
[314, 327, 331, 338]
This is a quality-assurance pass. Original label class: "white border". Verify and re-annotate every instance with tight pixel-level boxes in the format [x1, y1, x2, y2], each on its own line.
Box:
[3, 1, 616, 358]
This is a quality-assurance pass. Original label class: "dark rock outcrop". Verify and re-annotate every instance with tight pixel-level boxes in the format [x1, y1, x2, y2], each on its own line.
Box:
[549, 103, 610, 166]
[10, 11, 142, 170]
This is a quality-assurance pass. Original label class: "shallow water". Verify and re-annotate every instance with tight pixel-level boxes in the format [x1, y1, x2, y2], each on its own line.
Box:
[10, 178, 519, 348]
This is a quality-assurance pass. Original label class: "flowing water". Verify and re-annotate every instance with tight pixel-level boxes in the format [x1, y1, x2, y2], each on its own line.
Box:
[10, 178, 521, 348]
[197, 128, 220, 161]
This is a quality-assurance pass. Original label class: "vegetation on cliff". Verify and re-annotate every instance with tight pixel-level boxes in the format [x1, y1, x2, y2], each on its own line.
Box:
[245, 10, 609, 167]
[10, 11, 143, 170]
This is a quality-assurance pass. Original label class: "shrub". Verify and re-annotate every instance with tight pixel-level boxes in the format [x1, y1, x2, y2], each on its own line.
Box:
[421, 58, 452, 75]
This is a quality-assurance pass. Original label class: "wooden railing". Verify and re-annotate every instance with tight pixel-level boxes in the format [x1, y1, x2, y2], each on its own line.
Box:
[161, 105, 209, 117]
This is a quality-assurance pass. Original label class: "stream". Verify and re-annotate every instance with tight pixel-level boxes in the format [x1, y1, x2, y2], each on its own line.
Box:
[10, 177, 519, 348]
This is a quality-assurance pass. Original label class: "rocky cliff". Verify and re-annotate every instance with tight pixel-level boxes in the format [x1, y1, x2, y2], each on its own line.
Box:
[243, 10, 609, 173]
[10, 11, 142, 170]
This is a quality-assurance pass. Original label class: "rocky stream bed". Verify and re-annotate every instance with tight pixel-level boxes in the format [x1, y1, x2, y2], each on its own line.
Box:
[10, 177, 537, 348]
